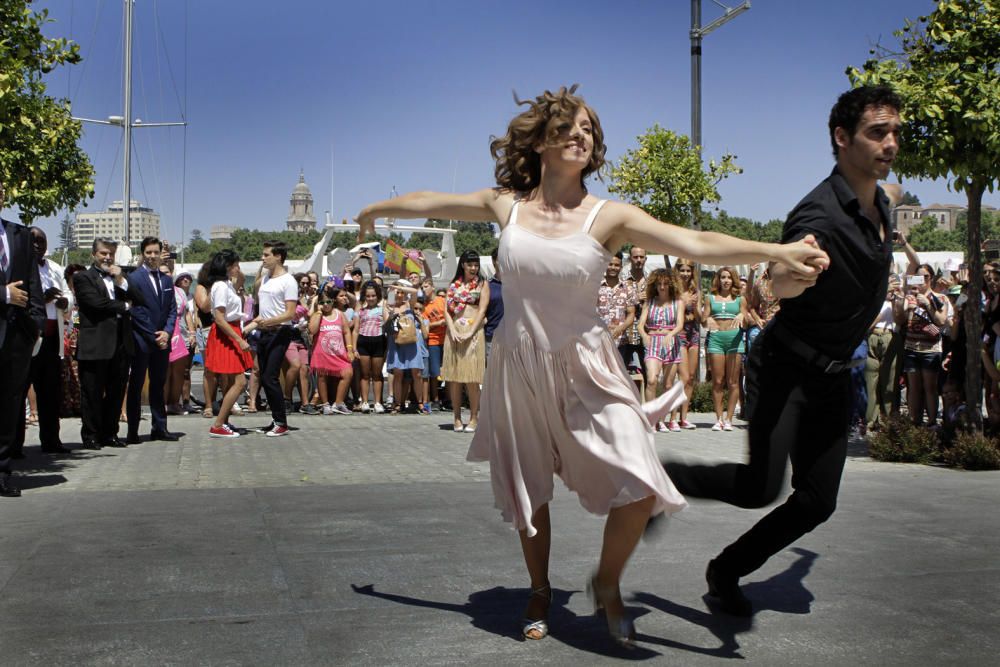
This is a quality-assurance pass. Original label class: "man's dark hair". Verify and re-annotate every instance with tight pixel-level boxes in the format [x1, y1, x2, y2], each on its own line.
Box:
[350, 267, 364, 277]
[140, 236, 162, 253]
[92, 237, 117, 253]
[263, 240, 288, 263]
[828, 85, 902, 157]
[612, 251, 623, 261]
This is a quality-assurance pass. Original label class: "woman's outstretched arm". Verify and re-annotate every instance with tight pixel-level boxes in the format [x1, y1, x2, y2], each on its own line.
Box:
[356, 189, 512, 240]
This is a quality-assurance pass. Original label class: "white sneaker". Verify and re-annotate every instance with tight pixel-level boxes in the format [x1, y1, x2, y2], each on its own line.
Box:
[321, 404, 335, 415]
[332, 403, 352, 415]
[360, 402, 371, 413]
[373, 402, 385, 414]
[723, 420, 733, 431]
[712, 420, 724, 431]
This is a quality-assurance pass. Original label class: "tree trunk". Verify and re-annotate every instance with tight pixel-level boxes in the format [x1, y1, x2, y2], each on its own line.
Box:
[963, 177, 987, 431]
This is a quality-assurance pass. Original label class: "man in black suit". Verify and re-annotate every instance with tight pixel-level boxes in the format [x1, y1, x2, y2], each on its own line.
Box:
[126, 236, 179, 443]
[73, 238, 142, 450]
[0, 180, 46, 497]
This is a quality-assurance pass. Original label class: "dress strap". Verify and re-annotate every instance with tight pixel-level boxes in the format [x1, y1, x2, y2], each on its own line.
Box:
[581, 199, 608, 235]
[506, 200, 521, 227]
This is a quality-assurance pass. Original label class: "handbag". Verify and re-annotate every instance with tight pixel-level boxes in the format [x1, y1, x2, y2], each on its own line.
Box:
[394, 313, 417, 345]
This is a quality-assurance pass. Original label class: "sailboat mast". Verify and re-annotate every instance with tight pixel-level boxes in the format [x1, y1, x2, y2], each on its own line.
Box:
[122, 0, 134, 245]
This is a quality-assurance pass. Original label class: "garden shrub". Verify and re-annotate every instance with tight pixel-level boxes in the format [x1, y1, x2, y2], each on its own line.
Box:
[941, 431, 1000, 470]
[867, 416, 939, 464]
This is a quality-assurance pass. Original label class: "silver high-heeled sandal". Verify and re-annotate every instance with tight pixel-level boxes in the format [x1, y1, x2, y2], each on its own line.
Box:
[521, 584, 552, 640]
[587, 575, 636, 648]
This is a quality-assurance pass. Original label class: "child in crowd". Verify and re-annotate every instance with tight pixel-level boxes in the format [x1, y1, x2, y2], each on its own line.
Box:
[309, 286, 355, 415]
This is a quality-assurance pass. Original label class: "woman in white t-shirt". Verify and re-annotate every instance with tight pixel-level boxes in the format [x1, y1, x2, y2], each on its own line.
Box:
[247, 241, 299, 436]
[205, 250, 252, 438]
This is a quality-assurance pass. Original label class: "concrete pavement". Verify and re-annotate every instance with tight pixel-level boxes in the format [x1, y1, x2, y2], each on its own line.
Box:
[3, 408, 998, 665]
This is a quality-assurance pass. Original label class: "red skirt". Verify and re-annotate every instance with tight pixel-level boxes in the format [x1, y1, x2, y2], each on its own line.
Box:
[205, 321, 252, 374]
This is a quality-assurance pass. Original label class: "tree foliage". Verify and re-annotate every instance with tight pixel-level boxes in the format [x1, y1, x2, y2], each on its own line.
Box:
[0, 0, 94, 221]
[900, 190, 921, 206]
[847, 0, 1000, 430]
[607, 124, 742, 226]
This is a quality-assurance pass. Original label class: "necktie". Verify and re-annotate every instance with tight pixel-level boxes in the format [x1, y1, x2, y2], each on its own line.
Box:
[151, 268, 161, 299]
[0, 228, 8, 275]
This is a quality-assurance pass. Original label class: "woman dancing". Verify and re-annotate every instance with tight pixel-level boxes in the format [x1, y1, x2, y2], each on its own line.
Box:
[355, 85, 826, 646]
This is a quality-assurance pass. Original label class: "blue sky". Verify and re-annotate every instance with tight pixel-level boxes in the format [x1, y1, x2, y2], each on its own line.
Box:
[21, 0, 1000, 246]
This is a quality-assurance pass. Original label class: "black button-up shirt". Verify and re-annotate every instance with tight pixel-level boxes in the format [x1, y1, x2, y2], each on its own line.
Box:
[775, 167, 892, 360]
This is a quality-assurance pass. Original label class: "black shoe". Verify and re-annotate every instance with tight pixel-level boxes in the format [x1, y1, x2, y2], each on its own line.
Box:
[41, 444, 71, 454]
[81, 440, 102, 450]
[0, 474, 21, 498]
[299, 404, 319, 415]
[102, 437, 128, 448]
[150, 430, 180, 442]
[705, 560, 752, 616]
[125, 434, 143, 445]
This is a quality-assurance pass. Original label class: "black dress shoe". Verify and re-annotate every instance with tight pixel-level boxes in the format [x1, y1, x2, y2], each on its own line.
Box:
[125, 434, 143, 445]
[0, 474, 21, 498]
[41, 444, 71, 454]
[102, 437, 128, 448]
[705, 560, 752, 617]
[81, 440, 102, 450]
[149, 430, 180, 442]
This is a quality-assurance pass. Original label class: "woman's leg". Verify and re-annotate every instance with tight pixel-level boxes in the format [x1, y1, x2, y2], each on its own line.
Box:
[335, 367, 353, 404]
[922, 367, 940, 425]
[593, 496, 656, 623]
[709, 353, 726, 422]
[643, 357, 663, 402]
[518, 504, 551, 633]
[392, 369, 404, 411]
[683, 346, 699, 422]
[247, 354, 260, 410]
[450, 381, 464, 429]
[467, 381, 481, 427]
[359, 355, 372, 405]
[372, 356, 385, 406]
[214, 373, 246, 428]
[725, 353, 742, 422]
[672, 353, 690, 423]
[181, 356, 192, 405]
[202, 368, 217, 415]
[906, 369, 924, 425]
[408, 368, 422, 408]
[317, 373, 330, 406]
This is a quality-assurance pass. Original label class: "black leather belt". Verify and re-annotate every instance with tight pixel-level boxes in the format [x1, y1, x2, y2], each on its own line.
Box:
[767, 320, 865, 374]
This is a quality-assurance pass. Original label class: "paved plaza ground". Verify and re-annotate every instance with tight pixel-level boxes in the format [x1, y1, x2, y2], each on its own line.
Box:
[3, 403, 998, 665]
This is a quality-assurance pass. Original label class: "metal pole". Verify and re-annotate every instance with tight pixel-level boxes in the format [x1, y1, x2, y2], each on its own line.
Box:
[122, 0, 134, 246]
[691, 0, 702, 162]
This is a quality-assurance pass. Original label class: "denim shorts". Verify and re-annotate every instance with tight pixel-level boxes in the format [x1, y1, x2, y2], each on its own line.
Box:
[903, 349, 941, 373]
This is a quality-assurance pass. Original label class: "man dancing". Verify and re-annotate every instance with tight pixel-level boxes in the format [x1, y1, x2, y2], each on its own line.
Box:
[665, 85, 902, 616]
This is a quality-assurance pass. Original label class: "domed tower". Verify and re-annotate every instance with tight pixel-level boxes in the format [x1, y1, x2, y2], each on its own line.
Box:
[286, 169, 317, 233]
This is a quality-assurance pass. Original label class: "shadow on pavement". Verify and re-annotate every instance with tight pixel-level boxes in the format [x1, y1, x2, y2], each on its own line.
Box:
[351, 583, 662, 659]
[629, 547, 818, 659]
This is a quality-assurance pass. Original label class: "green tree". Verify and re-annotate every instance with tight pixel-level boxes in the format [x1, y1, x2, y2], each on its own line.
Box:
[900, 191, 921, 206]
[607, 124, 742, 228]
[907, 217, 955, 251]
[57, 211, 75, 249]
[0, 0, 94, 221]
[189, 228, 204, 242]
[848, 0, 1000, 429]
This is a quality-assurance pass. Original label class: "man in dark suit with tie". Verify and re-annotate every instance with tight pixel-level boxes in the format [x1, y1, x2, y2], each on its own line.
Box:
[126, 236, 179, 443]
[73, 238, 142, 450]
[0, 180, 46, 497]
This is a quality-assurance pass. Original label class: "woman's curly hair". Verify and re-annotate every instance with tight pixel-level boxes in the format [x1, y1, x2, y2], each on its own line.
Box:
[490, 84, 606, 193]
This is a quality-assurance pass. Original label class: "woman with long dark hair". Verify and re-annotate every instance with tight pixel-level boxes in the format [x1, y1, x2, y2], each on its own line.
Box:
[355, 86, 825, 646]
[441, 250, 490, 431]
[204, 250, 252, 438]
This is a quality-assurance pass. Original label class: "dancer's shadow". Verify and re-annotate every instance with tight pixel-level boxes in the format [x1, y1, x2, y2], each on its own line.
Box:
[629, 548, 818, 659]
[351, 584, 661, 659]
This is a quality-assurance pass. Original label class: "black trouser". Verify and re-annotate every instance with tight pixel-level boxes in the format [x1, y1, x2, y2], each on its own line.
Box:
[666, 328, 849, 578]
[618, 342, 646, 378]
[79, 344, 131, 445]
[258, 327, 293, 426]
[0, 327, 35, 473]
[16, 326, 62, 452]
[127, 346, 169, 436]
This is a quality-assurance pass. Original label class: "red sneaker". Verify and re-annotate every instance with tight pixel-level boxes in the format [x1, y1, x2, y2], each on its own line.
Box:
[265, 423, 289, 437]
[209, 424, 239, 439]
